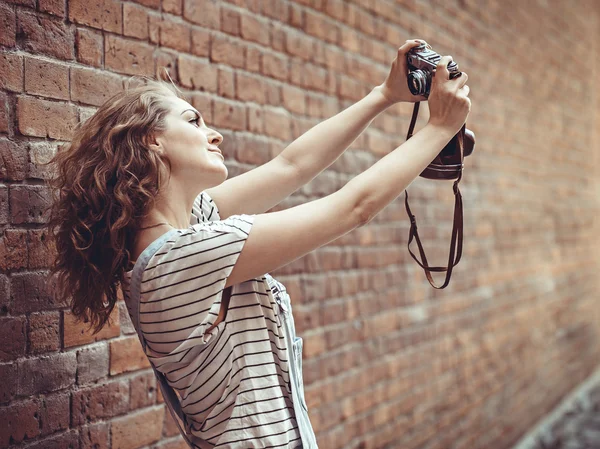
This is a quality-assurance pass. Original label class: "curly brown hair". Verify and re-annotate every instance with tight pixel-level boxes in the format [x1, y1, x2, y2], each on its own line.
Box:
[43, 76, 184, 334]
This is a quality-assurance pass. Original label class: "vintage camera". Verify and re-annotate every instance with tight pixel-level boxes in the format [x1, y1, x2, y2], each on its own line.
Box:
[407, 43, 462, 97]
[402, 42, 476, 289]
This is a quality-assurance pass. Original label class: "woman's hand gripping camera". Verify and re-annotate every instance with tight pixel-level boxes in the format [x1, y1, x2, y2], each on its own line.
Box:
[377, 40, 471, 135]
[427, 55, 471, 135]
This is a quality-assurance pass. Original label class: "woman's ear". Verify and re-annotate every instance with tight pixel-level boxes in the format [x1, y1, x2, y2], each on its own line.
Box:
[147, 133, 165, 156]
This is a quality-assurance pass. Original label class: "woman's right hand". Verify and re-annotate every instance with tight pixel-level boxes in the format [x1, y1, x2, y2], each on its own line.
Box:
[427, 55, 471, 134]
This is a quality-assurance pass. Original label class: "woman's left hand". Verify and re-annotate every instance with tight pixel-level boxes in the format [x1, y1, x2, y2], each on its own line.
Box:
[376, 39, 430, 105]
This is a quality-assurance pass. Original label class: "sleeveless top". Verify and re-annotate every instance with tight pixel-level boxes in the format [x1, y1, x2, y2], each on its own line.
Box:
[121, 190, 318, 448]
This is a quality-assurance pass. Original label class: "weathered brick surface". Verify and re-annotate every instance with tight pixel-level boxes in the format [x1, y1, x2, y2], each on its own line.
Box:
[71, 380, 129, 426]
[0, 3, 16, 48]
[0, 1, 598, 449]
[17, 96, 77, 140]
[75, 28, 103, 67]
[63, 307, 120, 348]
[111, 406, 164, 449]
[76, 343, 109, 385]
[28, 311, 61, 354]
[17, 352, 77, 396]
[109, 336, 150, 375]
[24, 57, 69, 100]
[16, 9, 74, 60]
[0, 53, 23, 93]
[68, 0, 122, 33]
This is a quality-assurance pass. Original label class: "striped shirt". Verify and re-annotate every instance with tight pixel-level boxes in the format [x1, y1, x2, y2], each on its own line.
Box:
[122, 191, 302, 448]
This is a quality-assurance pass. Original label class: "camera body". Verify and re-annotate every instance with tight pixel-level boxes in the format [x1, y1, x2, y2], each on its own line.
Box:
[407, 43, 462, 97]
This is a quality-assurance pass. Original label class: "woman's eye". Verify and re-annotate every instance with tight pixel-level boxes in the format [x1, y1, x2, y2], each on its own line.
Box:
[189, 117, 200, 126]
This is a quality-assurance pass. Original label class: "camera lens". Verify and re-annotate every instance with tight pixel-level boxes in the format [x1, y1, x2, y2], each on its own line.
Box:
[408, 70, 429, 96]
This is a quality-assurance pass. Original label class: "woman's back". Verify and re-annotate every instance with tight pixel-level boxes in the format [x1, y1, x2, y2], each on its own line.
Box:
[122, 191, 302, 448]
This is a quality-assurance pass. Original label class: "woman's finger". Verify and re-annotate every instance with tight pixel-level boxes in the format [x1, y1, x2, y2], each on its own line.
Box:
[398, 39, 425, 55]
[454, 72, 468, 89]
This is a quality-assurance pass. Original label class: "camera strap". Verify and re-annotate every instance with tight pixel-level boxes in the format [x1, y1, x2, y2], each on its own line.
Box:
[403, 102, 464, 289]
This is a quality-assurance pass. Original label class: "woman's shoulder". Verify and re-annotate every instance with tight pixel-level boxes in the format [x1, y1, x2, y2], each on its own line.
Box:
[191, 190, 221, 224]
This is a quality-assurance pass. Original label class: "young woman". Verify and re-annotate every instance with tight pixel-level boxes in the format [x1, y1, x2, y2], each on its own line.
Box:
[45, 39, 469, 448]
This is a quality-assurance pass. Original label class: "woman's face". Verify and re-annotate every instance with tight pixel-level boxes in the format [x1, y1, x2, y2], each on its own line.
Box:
[152, 96, 227, 190]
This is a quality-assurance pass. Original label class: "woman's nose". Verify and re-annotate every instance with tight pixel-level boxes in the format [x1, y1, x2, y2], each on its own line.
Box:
[208, 130, 223, 146]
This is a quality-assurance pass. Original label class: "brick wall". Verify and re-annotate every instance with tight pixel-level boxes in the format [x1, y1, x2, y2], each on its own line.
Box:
[1, 0, 599, 448]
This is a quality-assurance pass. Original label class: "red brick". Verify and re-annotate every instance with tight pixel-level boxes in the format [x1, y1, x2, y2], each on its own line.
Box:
[303, 62, 328, 92]
[71, 380, 130, 425]
[234, 134, 270, 165]
[25, 430, 80, 449]
[105, 35, 154, 76]
[0, 53, 24, 92]
[75, 28, 103, 67]
[0, 92, 8, 134]
[26, 229, 54, 271]
[0, 362, 17, 403]
[5, 0, 35, 6]
[158, 15, 191, 52]
[63, 306, 120, 348]
[28, 311, 60, 354]
[306, 9, 339, 44]
[262, 50, 289, 81]
[0, 316, 26, 362]
[190, 92, 213, 123]
[109, 336, 150, 375]
[24, 57, 69, 100]
[131, 0, 160, 9]
[0, 229, 27, 270]
[129, 371, 157, 409]
[290, 3, 303, 28]
[76, 343, 109, 385]
[70, 67, 123, 107]
[281, 84, 306, 115]
[68, 0, 122, 33]
[39, 393, 70, 436]
[0, 3, 16, 47]
[17, 9, 74, 60]
[213, 99, 246, 131]
[247, 104, 263, 134]
[17, 352, 76, 395]
[148, 12, 161, 44]
[263, 107, 291, 141]
[79, 422, 109, 449]
[245, 46, 261, 72]
[0, 398, 41, 446]
[177, 54, 218, 92]
[235, 72, 267, 104]
[218, 67, 235, 98]
[26, 141, 57, 181]
[154, 50, 178, 84]
[123, 3, 149, 40]
[9, 184, 52, 224]
[183, 0, 220, 29]
[162, 0, 182, 15]
[191, 28, 210, 57]
[17, 96, 77, 140]
[240, 13, 269, 45]
[111, 406, 164, 449]
[210, 34, 246, 68]
[262, 0, 289, 22]
[0, 138, 27, 181]
[162, 409, 183, 438]
[220, 6, 240, 36]
[270, 22, 286, 52]
[338, 74, 363, 101]
[283, 29, 312, 61]
[39, 0, 66, 17]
